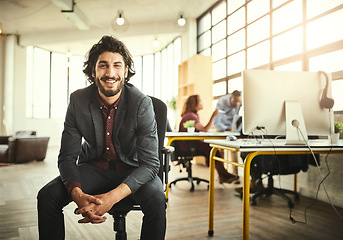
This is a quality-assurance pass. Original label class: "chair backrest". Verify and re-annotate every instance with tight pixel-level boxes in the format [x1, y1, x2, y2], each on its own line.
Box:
[149, 96, 167, 183]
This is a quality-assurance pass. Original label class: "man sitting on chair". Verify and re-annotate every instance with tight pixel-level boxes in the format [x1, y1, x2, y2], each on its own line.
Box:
[37, 36, 166, 240]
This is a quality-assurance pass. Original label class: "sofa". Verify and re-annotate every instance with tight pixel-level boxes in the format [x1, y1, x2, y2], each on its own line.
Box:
[0, 131, 50, 163]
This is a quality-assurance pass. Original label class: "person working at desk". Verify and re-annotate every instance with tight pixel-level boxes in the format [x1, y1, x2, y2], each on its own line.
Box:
[213, 90, 242, 182]
[37, 36, 166, 240]
[213, 90, 242, 132]
[178, 95, 239, 184]
[214, 91, 264, 190]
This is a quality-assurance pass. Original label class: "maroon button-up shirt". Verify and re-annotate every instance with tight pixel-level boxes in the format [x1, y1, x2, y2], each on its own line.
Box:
[95, 93, 133, 174]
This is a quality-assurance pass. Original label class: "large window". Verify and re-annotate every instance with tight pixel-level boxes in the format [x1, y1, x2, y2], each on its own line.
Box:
[131, 37, 181, 103]
[26, 47, 86, 118]
[26, 37, 181, 118]
[197, 0, 343, 112]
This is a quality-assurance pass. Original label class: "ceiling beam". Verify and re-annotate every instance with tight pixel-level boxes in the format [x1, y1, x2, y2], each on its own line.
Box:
[50, 0, 90, 30]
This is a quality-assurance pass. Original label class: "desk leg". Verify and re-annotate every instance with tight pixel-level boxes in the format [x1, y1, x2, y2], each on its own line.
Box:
[242, 153, 256, 240]
[165, 139, 173, 201]
[208, 147, 218, 236]
[166, 183, 169, 201]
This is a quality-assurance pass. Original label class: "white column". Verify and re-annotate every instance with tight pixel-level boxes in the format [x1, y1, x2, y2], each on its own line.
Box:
[0, 39, 4, 135]
[3, 35, 16, 135]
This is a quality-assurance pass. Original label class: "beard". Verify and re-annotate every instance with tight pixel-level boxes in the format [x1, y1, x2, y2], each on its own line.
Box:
[95, 76, 125, 97]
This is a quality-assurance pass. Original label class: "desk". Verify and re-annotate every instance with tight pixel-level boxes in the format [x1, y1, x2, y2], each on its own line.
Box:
[165, 131, 239, 198]
[204, 138, 343, 240]
[165, 131, 239, 146]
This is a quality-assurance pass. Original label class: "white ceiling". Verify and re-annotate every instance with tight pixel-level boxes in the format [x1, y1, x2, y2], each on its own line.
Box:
[0, 0, 218, 56]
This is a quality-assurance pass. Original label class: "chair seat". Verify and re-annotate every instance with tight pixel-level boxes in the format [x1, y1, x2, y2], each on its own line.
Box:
[108, 197, 140, 215]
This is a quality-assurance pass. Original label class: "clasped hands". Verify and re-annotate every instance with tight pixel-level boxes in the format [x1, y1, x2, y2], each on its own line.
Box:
[71, 188, 113, 224]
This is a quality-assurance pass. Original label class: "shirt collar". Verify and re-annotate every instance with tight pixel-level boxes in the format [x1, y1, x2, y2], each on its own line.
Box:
[97, 92, 122, 110]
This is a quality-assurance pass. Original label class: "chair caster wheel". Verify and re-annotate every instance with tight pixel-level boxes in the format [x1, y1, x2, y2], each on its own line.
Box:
[250, 197, 257, 206]
[208, 230, 214, 236]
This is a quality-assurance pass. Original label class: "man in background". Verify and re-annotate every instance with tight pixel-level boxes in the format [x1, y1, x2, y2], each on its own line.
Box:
[213, 90, 242, 182]
[213, 90, 242, 132]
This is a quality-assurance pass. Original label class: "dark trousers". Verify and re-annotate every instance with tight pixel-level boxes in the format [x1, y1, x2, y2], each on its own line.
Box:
[37, 163, 166, 240]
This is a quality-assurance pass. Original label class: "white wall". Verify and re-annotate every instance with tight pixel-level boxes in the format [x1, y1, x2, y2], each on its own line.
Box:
[0, 39, 5, 135]
[1, 36, 64, 147]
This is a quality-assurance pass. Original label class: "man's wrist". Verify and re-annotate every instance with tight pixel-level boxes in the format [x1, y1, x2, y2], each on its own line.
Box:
[71, 187, 83, 201]
[67, 181, 82, 195]
[107, 183, 132, 204]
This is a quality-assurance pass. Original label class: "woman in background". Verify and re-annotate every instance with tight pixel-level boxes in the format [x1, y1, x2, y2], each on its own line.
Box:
[178, 95, 239, 184]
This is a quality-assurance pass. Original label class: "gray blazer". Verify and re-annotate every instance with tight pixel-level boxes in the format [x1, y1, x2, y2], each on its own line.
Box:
[58, 83, 159, 194]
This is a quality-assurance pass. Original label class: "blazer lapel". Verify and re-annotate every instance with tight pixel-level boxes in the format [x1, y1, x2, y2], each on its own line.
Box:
[113, 88, 127, 142]
[90, 95, 104, 157]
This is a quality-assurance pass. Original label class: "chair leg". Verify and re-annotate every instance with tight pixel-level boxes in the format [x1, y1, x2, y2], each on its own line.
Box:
[113, 212, 128, 240]
[250, 175, 297, 208]
[272, 188, 298, 208]
[169, 159, 209, 192]
[186, 161, 195, 191]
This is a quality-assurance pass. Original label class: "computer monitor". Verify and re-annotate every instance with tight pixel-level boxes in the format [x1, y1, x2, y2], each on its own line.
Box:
[242, 69, 334, 144]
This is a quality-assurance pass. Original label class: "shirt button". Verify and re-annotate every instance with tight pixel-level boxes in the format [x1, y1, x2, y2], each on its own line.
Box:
[108, 116, 111, 119]
[106, 147, 109, 150]
[107, 132, 110, 135]
[115, 107, 117, 110]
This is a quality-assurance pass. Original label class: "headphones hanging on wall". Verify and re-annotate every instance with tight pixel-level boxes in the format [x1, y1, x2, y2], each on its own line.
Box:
[318, 71, 334, 109]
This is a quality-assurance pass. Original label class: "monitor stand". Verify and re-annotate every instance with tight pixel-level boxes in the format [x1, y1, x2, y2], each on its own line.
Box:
[285, 101, 308, 145]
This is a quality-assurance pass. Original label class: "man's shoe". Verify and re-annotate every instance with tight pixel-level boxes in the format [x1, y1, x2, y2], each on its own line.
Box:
[219, 174, 239, 184]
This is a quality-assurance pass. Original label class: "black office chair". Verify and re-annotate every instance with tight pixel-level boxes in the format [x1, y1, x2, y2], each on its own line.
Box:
[244, 153, 313, 208]
[169, 140, 209, 192]
[107, 96, 174, 240]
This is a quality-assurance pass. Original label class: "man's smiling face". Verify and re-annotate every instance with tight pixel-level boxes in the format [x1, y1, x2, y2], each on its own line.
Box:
[93, 51, 128, 98]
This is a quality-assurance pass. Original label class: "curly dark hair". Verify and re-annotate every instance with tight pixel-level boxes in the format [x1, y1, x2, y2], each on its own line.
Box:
[83, 36, 136, 84]
[181, 95, 200, 116]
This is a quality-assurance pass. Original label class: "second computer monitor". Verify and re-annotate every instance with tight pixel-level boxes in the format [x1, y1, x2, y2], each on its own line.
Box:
[242, 69, 334, 144]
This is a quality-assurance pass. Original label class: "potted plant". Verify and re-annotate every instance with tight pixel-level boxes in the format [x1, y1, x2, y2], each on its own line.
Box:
[167, 96, 176, 111]
[167, 96, 177, 131]
[331, 121, 343, 144]
[183, 120, 195, 132]
[334, 121, 343, 134]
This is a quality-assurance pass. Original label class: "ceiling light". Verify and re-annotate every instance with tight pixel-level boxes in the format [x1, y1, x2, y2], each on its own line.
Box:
[116, 12, 125, 26]
[112, 10, 129, 32]
[51, 0, 90, 30]
[177, 14, 186, 27]
[152, 38, 160, 47]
